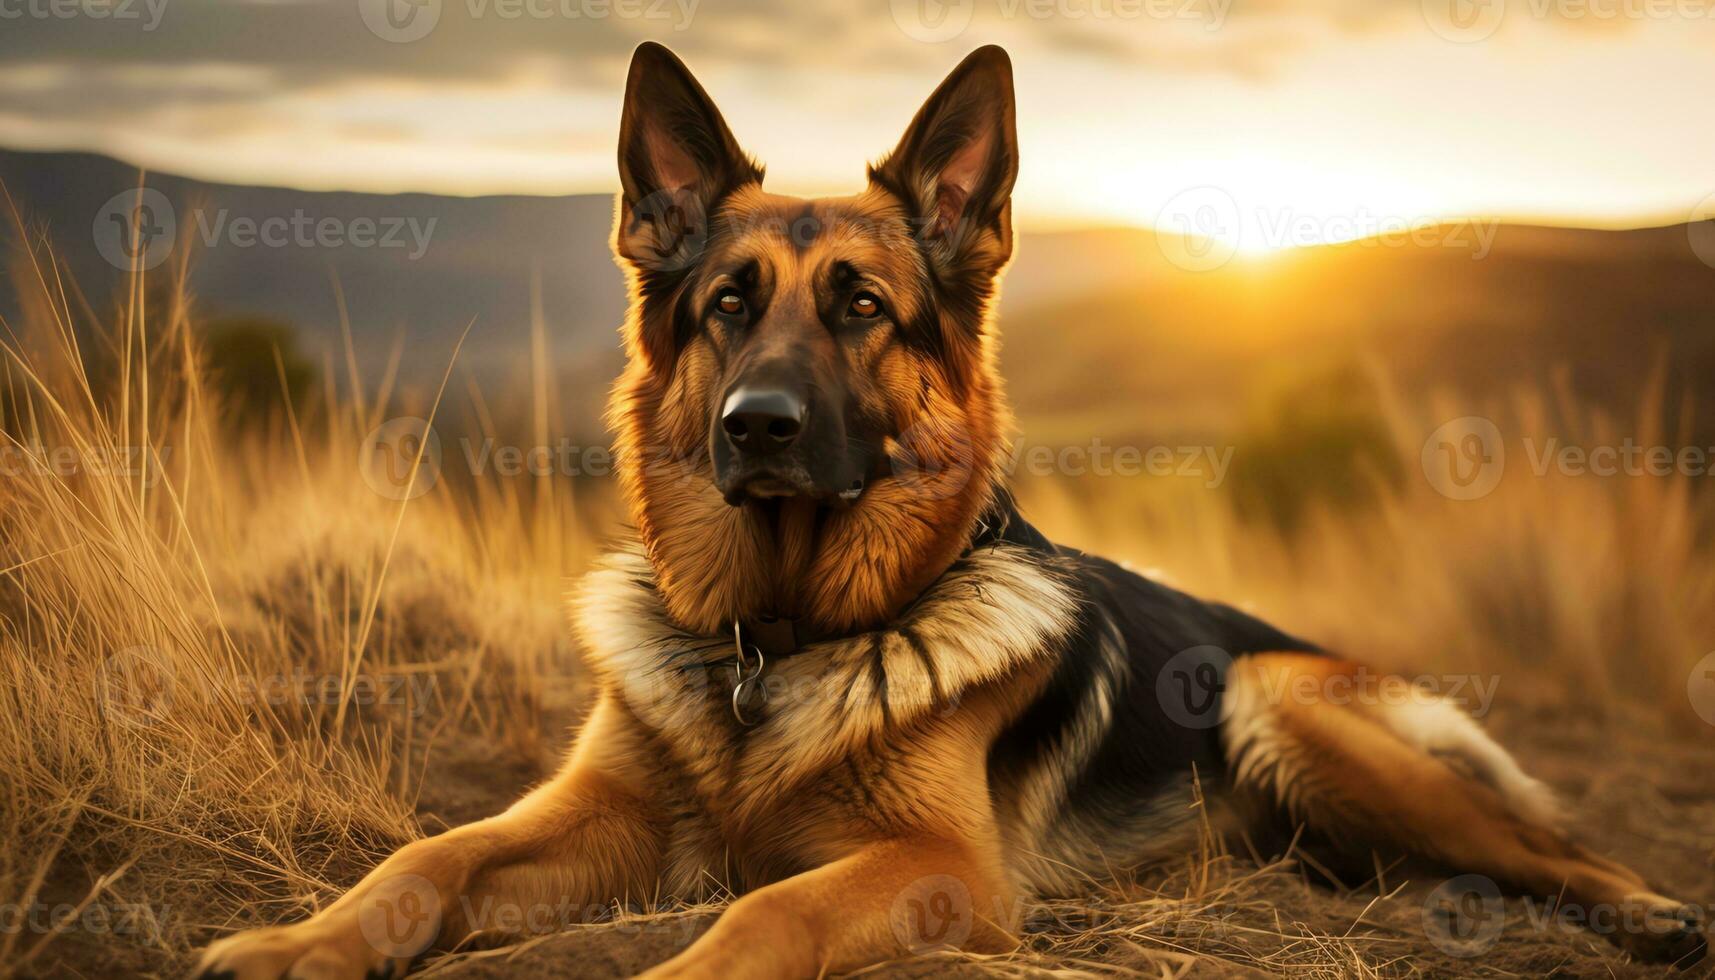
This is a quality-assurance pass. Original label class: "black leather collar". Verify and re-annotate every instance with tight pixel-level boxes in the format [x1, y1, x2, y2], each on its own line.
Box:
[737, 615, 822, 660]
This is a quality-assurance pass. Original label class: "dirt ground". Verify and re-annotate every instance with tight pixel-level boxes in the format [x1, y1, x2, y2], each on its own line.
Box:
[28, 706, 1714, 979]
[388, 705, 1714, 980]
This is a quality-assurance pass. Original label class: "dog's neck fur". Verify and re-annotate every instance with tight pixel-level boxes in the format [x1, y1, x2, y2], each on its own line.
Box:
[766, 497, 820, 619]
[573, 528, 1078, 784]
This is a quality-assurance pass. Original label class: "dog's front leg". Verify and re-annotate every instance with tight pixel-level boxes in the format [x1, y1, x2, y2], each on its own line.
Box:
[639, 837, 1014, 980]
[196, 696, 664, 980]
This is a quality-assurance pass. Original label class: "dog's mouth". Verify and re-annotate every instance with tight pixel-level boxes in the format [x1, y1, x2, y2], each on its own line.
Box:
[715, 437, 883, 508]
[726, 472, 809, 504]
[720, 469, 868, 507]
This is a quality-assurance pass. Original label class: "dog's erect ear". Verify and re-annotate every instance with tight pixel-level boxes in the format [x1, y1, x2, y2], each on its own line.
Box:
[616, 42, 762, 275]
[870, 45, 1018, 280]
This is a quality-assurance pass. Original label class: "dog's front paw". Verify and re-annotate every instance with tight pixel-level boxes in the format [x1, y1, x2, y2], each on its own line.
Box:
[1610, 894, 1707, 968]
[197, 874, 445, 979]
[194, 919, 410, 980]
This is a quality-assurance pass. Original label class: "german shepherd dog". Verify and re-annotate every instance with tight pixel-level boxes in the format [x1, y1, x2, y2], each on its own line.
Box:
[199, 43, 1707, 979]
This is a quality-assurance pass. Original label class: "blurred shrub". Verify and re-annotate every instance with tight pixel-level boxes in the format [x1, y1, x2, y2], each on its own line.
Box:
[200, 316, 315, 425]
[1228, 366, 1403, 530]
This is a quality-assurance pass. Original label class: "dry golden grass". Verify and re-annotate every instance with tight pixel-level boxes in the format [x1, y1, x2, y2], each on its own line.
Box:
[0, 231, 595, 975]
[1, 224, 1710, 976]
[1016, 372, 1715, 729]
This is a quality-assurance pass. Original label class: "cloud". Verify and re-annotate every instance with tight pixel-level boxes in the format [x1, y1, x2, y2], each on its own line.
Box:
[0, 0, 833, 87]
[0, 0, 1350, 95]
[2, 0, 1712, 214]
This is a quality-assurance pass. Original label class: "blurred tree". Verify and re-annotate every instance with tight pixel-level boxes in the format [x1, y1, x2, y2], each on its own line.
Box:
[200, 317, 316, 426]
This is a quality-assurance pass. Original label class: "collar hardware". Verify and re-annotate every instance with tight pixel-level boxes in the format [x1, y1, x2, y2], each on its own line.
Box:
[729, 620, 767, 726]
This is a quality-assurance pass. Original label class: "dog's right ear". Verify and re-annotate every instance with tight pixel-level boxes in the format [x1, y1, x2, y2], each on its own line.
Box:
[615, 42, 762, 276]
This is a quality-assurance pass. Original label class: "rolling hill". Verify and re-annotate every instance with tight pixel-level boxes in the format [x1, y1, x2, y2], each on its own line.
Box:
[3, 148, 1713, 447]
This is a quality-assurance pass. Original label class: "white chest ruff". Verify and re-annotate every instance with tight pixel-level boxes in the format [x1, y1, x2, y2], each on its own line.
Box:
[572, 542, 1081, 790]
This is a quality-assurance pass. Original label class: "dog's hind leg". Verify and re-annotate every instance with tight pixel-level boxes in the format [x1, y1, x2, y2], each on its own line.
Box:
[1222, 653, 1707, 967]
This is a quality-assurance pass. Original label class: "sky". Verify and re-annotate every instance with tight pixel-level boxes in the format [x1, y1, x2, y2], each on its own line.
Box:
[3, 0, 1715, 245]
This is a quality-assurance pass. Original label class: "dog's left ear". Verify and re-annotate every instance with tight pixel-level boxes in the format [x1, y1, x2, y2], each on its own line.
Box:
[615, 42, 763, 277]
[871, 45, 1019, 284]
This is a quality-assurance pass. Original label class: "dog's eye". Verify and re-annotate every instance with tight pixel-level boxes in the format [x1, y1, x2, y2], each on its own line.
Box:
[849, 292, 881, 319]
[717, 289, 745, 317]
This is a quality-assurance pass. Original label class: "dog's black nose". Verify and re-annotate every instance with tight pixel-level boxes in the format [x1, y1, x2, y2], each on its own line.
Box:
[721, 386, 804, 454]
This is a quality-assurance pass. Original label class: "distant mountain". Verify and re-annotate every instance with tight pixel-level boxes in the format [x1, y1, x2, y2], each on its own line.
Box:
[998, 219, 1715, 445]
[4, 148, 1713, 446]
[0, 150, 1202, 429]
[0, 148, 623, 388]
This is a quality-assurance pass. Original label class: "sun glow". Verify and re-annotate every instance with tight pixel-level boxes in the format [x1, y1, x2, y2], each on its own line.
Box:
[4, 7, 1713, 234]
